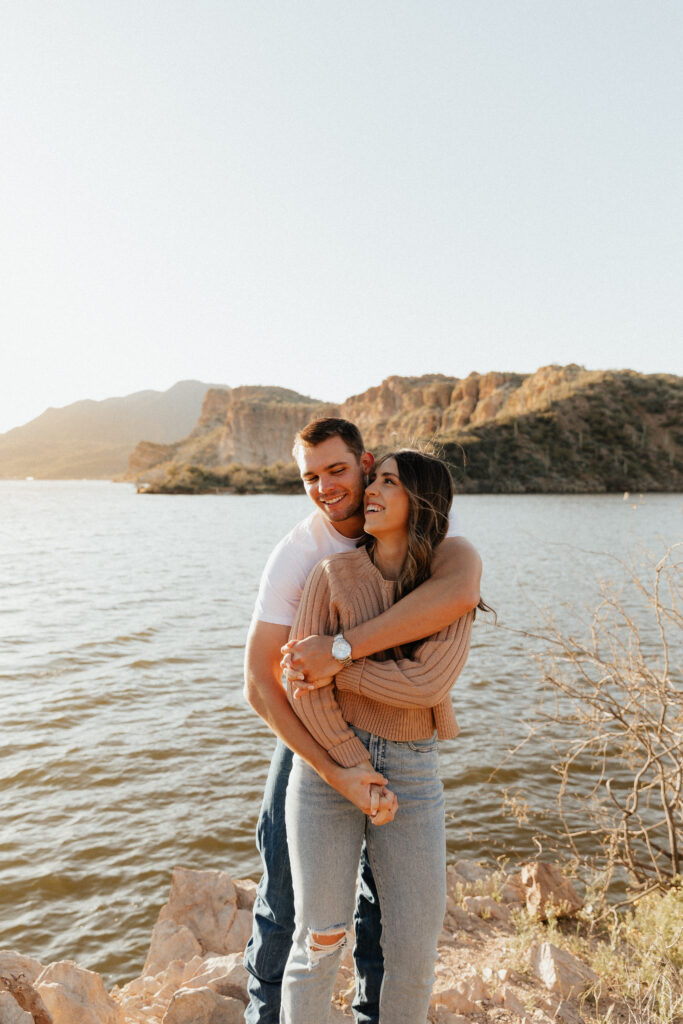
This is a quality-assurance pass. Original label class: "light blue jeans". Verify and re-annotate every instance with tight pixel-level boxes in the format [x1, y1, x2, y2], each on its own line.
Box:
[281, 728, 446, 1024]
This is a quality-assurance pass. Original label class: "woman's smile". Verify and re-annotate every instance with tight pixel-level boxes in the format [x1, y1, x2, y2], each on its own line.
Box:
[363, 457, 410, 536]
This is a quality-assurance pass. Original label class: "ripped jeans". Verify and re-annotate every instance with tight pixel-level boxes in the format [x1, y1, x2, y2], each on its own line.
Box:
[280, 728, 446, 1024]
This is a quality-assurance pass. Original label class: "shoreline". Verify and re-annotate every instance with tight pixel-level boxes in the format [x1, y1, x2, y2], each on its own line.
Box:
[1, 859, 660, 1024]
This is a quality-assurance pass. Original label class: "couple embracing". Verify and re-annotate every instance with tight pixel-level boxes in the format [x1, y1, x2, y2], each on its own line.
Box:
[243, 417, 483, 1023]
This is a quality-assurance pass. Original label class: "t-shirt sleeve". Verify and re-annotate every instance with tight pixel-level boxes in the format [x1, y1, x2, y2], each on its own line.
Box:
[252, 541, 310, 627]
[286, 560, 370, 768]
[446, 507, 463, 537]
[334, 610, 475, 709]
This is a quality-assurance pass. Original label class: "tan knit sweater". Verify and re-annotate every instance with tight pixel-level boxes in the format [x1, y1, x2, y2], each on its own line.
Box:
[287, 546, 474, 768]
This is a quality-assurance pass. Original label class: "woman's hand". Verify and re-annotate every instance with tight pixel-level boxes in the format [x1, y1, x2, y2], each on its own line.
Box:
[369, 784, 398, 826]
[281, 635, 341, 683]
[281, 639, 337, 698]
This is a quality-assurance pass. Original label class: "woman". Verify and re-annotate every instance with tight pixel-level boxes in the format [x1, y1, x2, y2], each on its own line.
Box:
[280, 449, 477, 1024]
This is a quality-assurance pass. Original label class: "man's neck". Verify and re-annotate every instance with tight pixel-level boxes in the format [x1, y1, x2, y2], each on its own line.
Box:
[328, 512, 365, 539]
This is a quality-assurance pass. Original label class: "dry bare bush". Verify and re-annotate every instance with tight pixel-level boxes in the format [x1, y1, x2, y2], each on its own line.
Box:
[505, 543, 682, 906]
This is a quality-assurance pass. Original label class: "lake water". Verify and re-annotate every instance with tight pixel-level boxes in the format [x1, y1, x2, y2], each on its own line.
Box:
[0, 482, 681, 984]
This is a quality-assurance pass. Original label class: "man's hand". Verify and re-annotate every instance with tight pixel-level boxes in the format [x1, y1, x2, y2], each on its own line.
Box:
[281, 635, 339, 686]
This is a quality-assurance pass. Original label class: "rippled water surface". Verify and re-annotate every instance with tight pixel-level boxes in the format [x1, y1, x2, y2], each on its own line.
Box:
[0, 482, 681, 983]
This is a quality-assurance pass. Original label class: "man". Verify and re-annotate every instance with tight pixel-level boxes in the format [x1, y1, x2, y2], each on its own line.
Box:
[243, 417, 481, 1024]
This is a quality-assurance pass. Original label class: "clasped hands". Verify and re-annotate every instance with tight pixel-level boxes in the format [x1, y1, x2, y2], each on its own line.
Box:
[281, 634, 341, 697]
[368, 784, 397, 826]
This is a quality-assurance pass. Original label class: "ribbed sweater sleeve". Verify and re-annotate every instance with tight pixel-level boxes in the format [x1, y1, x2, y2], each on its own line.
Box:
[286, 559, 370, 768]
[335, 610, 475, 709]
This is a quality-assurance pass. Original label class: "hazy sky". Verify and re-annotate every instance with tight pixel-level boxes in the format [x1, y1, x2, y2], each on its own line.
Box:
[1, 1, 681, 434]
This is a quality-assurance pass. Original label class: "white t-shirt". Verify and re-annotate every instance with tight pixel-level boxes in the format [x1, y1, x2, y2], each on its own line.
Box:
[253, 507, 463, 628]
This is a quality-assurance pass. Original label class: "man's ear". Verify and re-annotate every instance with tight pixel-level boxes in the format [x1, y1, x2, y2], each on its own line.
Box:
[360, 451, 374, 473]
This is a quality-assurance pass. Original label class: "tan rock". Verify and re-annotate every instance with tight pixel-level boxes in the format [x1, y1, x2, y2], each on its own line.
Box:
[0, 981, 51, 1024]
[0, 991, 34, 1024]
[432, 969, 489, 1014]
[452, 860, 493, 887]
[161, 985, 243, 1024]
[0, 954, 52, 1024]
[157, 868, 238, 955]
[444, 904, 482, 932]
[233, 878, 257, 911]
[0, 952, 45, 986]
[493, 983, 526, 1015]
[180, 953, 248, 1003]
[35, 961, 124, 1024]
[180, 955, 207, 984]
[530, 942, 599, 999]
[462, 895, 511, 925]
[143, 921, 203, 976]
[222, 908, 253, 954]
[432, 984, 477, 1014]
[432, 1008, 470, 1024]
[537, 994, 585, 1024]
[152, 958, 187, 996]
[521, 863, 583, 920]
[500, 872, 527, 904]
[465, 968, 490, 1002]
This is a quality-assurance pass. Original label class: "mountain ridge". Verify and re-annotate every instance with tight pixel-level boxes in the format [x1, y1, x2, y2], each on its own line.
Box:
[0, 380, 223, 479]
[126, 366, 683, 494]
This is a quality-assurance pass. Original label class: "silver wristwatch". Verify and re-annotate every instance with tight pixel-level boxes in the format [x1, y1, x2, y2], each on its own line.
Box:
[331, 633, 353, 667]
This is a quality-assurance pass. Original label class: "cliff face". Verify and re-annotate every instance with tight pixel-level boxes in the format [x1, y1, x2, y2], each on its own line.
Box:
[129, 386, 335, 475]
[126, 366, 683, 494]
[338, 371, 531, 445]
[212, 386, 336, 464]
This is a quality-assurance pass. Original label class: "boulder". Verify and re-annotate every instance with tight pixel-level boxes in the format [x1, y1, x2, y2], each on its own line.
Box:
[499, 872, 527, 904]
[461, 895, 511, 925]
[530, 942, 599, 999]
[35, 961, 123, 1024]
[0, 991, 34, 1024]
[521, 863, 583, 920]
[233, 878, 257, 911]
[143, 920, 202, 976]
[157, 868, 238, 955]
[220, 908, 253, 955]
[452, 860, 491, 885]
[179, 953, 249, 1004]
[161, 985, 244, 1024]
[0, 975, 51, 1024]
[0, 952, 44, 987]
[432, 970, 489, 1014]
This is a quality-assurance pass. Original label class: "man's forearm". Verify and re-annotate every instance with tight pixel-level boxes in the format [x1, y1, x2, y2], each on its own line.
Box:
[282, 537, 482, 679]
[347, 538, 481, 658]
[245, 667, 389, 815]
[245, 664, 343, 784]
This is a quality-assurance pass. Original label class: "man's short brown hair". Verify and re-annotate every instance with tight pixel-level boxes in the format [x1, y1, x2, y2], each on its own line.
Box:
[292, 417, 365, 460]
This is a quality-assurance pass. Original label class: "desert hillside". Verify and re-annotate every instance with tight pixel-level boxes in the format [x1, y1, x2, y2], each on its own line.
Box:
[127, 366, 683, 494]
[0, 380, 221, 479]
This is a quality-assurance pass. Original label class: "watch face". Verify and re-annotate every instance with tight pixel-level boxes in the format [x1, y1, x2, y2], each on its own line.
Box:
[332, 636, 352, 661]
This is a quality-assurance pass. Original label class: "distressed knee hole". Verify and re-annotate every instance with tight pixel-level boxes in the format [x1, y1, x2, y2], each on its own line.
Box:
[306, 925, 347, 966]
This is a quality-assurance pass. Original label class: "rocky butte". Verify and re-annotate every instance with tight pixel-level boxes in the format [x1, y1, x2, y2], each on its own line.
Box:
[125, 365, 683, 494]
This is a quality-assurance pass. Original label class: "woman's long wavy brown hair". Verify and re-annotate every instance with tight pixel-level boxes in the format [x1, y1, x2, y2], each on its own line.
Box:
[363, 448, 492, 658]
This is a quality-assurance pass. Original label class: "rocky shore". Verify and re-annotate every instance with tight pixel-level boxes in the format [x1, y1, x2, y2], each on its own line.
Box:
[0, 861, 623, 1024]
